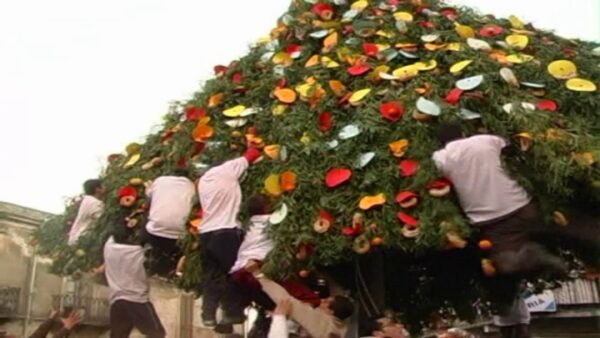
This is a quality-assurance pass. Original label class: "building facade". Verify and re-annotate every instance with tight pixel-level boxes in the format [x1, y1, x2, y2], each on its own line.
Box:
[0, 202, 206, 338]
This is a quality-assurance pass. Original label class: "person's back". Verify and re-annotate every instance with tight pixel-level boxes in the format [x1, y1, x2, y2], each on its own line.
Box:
[198, 157, 249, 233]
[433, 134, 530, 223]
[68, 179, 105, 245]
[104, 236, 148, 303]
[146, 175, 195, 239]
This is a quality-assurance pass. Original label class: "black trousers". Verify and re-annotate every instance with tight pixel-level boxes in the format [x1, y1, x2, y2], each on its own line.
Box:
[199, 228, 244, 320]
[110, 299, 166, 338]
[141, 226, 182, 278]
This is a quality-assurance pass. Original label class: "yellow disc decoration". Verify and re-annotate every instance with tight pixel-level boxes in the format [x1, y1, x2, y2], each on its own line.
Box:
[506, 53, 534, 64]
[548, 60, 578, 80]
[455, 24, 475, 39]
[394, 11, 413, 22]
[265, 174, 282, 196]
[349, 88, 371, 104]
[223, 105, 246, 117]
[413, 60, 438, 71]
[566, 78, 597, 92]
[392, 65, 419, 80]
[450, 60, 473, 74]
[505, 34, 529, 49]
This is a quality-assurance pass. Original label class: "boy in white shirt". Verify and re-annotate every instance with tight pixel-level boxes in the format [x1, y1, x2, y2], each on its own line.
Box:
[104, 225, 166, 338]
[68, 179, 105, 245]
[198, 147, 261, 327]
[142, 168, 195, 277]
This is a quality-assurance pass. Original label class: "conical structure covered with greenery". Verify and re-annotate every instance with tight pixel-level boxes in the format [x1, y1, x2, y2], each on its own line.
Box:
[35, 0, 600, 330]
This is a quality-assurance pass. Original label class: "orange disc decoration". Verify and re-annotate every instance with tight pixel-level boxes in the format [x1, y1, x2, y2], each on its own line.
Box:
[281, 171, 297, 192]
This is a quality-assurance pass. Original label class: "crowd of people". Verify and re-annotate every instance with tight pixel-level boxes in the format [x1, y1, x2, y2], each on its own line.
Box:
[59, 123, 599, 338]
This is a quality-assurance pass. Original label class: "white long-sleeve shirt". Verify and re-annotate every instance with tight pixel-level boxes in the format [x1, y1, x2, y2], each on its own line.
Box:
[146, 176, 195, 239]
[268, 314, 289, 338]
[68, 195, 104, 245]
[432, 135, 530, 224]
[230, 215, 272, 273]
[104, 237, 149, 304]
[198, 157, 249, 233]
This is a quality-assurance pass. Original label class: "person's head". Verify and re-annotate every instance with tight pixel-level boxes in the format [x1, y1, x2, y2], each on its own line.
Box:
[436, 123, 464, 146]
[319, 295, 354, 321]
[172, 167, 191, 178]
[371, 317, 407, 338]
[83, 179, 105, 197]
[246, 193, 271, 216]
[112, 224, 135, 244]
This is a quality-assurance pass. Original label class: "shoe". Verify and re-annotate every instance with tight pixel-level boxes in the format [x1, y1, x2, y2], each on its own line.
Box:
[202, 318, 217, 328]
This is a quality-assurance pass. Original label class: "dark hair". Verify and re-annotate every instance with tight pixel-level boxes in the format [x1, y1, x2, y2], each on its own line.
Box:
[172, 168, 190, 178]
[436, 123, 463, 146]
[361, 318, 383, 336]
[83, 179, 103, 195]
[246, 194, 271, 216]
[330, 296, 354, 321]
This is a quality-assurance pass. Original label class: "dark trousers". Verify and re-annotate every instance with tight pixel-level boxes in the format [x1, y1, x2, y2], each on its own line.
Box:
[141, 226, 182, 278]
[110, 299, 165, 338]
[199, 228, 244, 320]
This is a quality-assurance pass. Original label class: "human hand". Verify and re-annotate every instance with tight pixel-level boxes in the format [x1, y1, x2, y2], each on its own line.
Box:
[62, 311, 82, 330]
[273, 299, 292, 317]
[49, 309, 59, 320]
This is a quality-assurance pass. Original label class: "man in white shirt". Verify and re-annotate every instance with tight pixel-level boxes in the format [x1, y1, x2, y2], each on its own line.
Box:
[142, 168, 195, 277]
[432, 123, 564, 338]
[198, 147, 262, 327]
[432, 123, 567, 277]
[68, 179, 105, 245]
[104, 226, 166, 338]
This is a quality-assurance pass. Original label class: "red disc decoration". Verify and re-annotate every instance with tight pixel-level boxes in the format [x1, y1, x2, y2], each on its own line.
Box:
[380, 101, 405, 121]
[399, 159, 419, 177]
[319, 112, 334, 132]
[440, 8, 459, 20]
[537, 99, 558, 112]
[348, 64, 371, 76]
[397, 212, 419, 227]
[214, 65, 228, 76]
[185, 107, 206, 121]
[395, 191, 418, 204]
[479, 24, 504, 37]
[428, 178, 452, 189]
[286, 44, 303, 56]
[363, 43, 379, 57]
[444, 88, 464, 105]
[325, 168, 353, 188]
[312, 3, 335, 20]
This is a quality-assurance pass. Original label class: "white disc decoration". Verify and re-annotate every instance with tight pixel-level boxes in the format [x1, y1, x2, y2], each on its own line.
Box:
[342, 9, 359, 22]
[358, 152, 376, 168]
[456, 75, 484, 90]
[280, 146, 288, 161]
[339, 124, 361, 139]
[269, 203, 289, 224]
[399, 50, 419, 59]
[459, 108, 481, 120]
[224, 119, 248, 128]
[240, 107, 257, 117]
[327, 140, 340, 149]
[416, 97, 441, 116]
[467, 38, 491, 51]
[503, 102, 536, 114]
[500, 67, 520, 87]
[421, 34, 440, 43]
[521, 82, 546, 89]
[310, 30, 329, 39]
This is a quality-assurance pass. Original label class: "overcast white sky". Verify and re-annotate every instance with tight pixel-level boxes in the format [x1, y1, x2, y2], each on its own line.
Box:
[0, 0, 599, 214]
